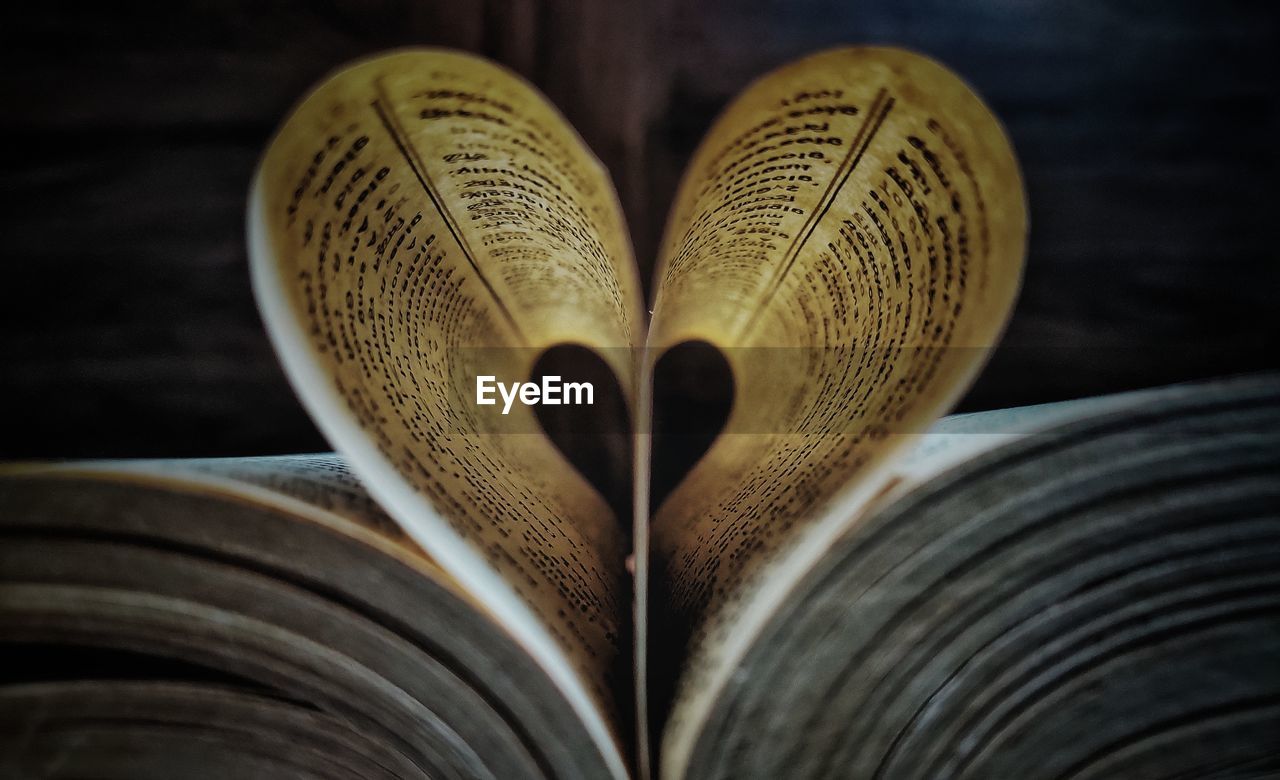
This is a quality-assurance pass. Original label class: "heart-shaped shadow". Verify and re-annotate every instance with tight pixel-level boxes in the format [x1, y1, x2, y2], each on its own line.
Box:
[529, 341, 734, 525]
[530, 344, 634, 524]
[648, 340, 734, 513]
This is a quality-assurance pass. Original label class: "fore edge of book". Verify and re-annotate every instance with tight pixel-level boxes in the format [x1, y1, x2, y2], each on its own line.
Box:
[245, 172, 630, 780]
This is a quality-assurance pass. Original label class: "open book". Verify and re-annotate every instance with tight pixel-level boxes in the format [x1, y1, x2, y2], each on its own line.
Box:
[3, 48, 1278, 779]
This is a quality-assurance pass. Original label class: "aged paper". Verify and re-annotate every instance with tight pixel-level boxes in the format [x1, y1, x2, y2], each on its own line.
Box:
[249, 49, 642, 777]
[646, 47, 1027, 777]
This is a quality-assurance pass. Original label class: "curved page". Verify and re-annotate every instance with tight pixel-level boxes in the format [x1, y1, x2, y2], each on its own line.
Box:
[645, 47, 1027, 777]
[248, 49, 642, 777]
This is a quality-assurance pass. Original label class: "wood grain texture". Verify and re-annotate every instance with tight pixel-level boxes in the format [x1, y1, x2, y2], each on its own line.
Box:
[1, 0, 1277, 457]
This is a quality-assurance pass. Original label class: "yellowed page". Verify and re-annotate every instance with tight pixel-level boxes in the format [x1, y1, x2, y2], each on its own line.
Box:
[646, 47, 1027, 778]
[248, 49, 642, 778]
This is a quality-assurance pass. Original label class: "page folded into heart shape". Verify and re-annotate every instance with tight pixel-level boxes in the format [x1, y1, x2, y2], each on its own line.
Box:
[248, 46, 1026, 778]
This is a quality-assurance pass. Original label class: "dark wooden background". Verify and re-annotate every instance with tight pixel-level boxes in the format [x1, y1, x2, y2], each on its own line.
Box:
[2, 0, 1277, 458]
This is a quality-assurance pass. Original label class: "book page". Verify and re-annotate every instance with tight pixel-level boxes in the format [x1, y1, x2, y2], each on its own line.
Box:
[881, 377, 1263, 506]
[883, 393, 1143, 500]
[248, 49, 642, 778]
[2, 454, 430, 573]
[109, 454, 420, 549]
[645, 47, 1027, 777]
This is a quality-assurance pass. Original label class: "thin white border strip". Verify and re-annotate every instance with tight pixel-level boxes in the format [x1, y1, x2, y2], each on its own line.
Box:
[247, 177, 627, 780]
